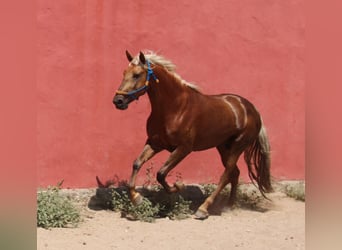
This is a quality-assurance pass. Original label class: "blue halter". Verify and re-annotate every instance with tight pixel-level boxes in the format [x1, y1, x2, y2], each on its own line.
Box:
[145, 60, 159, 84]
[116, 60, 159, 100]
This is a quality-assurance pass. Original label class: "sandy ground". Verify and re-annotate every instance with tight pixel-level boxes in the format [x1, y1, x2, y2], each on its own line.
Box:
[37, 186, 305, 250]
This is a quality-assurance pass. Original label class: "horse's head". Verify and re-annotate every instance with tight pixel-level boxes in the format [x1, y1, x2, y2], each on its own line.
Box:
[113, 50, 157, 110]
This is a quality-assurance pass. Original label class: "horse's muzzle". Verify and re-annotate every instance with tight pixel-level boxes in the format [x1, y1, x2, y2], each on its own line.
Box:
[113, 95, 129, 110]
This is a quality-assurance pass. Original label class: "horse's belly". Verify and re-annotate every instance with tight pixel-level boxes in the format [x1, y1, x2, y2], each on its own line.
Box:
[193, 138, 227, 151]
[192, 126, 236, 151]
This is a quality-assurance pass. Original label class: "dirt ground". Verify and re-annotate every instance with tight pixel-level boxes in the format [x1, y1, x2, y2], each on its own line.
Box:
[37, 183, 305, 250]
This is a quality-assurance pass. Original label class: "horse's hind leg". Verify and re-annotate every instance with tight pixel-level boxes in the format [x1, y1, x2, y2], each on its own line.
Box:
[195, 145, 242, 220]
[228, 167, 240, 206]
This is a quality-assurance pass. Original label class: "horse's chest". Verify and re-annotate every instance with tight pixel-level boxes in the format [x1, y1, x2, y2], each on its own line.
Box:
[146, 115, 187, 151]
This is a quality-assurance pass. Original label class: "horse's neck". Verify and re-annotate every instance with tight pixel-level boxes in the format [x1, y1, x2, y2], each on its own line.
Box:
[147, 67, 189, 115]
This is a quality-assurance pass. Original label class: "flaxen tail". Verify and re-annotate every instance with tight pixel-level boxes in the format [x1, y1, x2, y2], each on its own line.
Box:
[244, 121, 273, 197]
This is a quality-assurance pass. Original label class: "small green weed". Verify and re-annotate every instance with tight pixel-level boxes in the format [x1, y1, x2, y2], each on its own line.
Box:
[202, 183, 217, 197]
[162, 195, 192, 220]
[37, 181, 80, 228]
[202, 183, 264, 209]
[143, 163, 159, 189]
[236, 187, 263, 209]
[202, 183, 231, 197]
[111, 188, 192, 222]
[111, 189, 159, 222]
[284, 182, 305, 201]
[126, 198, 160, 223]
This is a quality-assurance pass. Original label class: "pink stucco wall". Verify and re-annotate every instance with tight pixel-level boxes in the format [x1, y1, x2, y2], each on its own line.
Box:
[37, 0, 305, 188]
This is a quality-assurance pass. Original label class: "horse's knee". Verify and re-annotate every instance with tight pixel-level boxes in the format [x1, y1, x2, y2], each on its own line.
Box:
[129, 160, 141, 189]
[133, 160, 141, 170]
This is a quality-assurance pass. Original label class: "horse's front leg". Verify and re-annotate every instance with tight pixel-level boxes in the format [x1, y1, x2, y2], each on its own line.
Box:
[129, 143, 159, 205]
[156, 147, 190, 193]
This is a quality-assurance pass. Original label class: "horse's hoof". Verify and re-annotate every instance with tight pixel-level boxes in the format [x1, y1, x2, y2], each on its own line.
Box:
[194, 209, 209, 220]
[174, 181, 185, 191]
[132, 193, 143, 206]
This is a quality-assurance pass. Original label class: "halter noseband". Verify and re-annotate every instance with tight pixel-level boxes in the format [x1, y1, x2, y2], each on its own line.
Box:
[116, 60, 159, 100]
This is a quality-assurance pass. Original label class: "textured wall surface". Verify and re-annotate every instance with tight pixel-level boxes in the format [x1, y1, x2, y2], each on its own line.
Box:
[37, 0, 305, 188]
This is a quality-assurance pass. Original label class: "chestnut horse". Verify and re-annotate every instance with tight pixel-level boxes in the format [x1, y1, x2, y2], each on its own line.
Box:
[113, 51, 272, 219]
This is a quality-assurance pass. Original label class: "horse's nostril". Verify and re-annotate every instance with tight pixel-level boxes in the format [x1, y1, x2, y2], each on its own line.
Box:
[113, 96, 124, 105]
[116, 99, 123, 105]
[113, 95, 128, 110]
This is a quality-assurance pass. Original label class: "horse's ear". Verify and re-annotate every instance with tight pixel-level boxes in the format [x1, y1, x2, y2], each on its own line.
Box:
[139, 51, 146, 64]
[126, 50, 133, 62]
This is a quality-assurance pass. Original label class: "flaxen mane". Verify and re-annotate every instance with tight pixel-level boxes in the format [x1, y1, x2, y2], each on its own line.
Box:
[133, 51, 201, 92]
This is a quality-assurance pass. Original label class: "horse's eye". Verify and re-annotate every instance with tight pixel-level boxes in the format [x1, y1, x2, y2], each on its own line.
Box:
[133, 73, 140, 79]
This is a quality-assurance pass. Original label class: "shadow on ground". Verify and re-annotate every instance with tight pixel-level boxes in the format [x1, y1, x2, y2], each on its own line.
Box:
[87, 184, 271, 217]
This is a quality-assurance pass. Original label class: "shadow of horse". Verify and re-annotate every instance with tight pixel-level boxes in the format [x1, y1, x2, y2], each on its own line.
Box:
[88, 184, 271, 216]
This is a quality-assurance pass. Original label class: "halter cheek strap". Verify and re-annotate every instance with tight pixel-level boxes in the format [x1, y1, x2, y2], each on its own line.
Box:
[116, 60, 159, 99]
[145, 60, 159, 86]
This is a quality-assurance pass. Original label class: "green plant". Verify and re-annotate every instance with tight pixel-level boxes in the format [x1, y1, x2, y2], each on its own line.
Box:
[202, 183, 217, 197]
[202, 183, 231, 198]
[111, 189, 130, 212]
[143, 163, 159, 189]
[126, 198, 160, 223]
[284, 182, 305, 201]
[111, 188, 192, 222]
[163, 195, 192, 220]
[236, 187, 263, 208]
[111, 189, 160, 222]
[37, 181, 80, 228]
